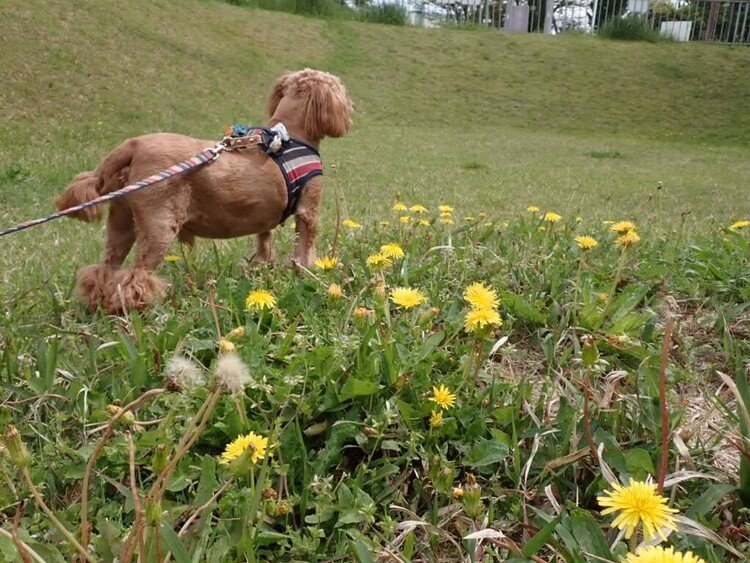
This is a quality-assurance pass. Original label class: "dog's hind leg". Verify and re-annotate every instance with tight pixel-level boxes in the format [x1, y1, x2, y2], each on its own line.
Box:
[103, 211, 178, 314]
[104, 203, 136, 267]
[250, 231, 276, 265]
[76, 203, 136, 311]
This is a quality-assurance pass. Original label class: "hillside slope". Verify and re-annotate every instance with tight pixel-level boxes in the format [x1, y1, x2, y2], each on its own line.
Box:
[1, 0, 749, 150]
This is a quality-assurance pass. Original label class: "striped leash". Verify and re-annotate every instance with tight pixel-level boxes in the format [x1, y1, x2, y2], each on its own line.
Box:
[0, 143, 226, 238]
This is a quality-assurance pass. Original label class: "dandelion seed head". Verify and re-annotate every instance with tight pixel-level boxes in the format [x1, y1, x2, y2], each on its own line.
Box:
[215, 352, 251, 395]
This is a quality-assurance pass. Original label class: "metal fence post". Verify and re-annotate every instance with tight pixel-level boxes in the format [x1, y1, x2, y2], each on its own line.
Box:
[544, 0, 554, 32]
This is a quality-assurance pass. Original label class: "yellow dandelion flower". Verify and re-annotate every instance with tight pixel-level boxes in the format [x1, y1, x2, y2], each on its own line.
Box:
[617, 230, 641, 247]
[429, 410, 443, 428]
[527, 205, 539, 213]
[366, 252, 393, 271]
[452, 486, 465, 498]
[464, 308, 502, 333]
[164, 254, 182, 263]
[543, 212, 562, 223]
[245, 289, 276, 311]
[327, 283, 343, 298]
[440, 216, 454, 225]
[624, 546, 705, 563]
[393, 202, 408, 212]
[610, 220, 636, 234]
[314, 255, 338, 270]
[390, 287, 427, 309]
[598, 480, 678, 541]
[575, 216, 583, 222]
[429, 384, 456, 409]
[399, 215, 411, 223]
[575, 235, 599, 250]
[439, 211, 453, 218]
[220, 432, 269, 465]
[439, 205, 454, 213]
[417, 219, 430, 227]
[379, 243, 405, 259]
[730, 220, 750, 230]
[464, 282, 500, 311]
[410, 205, 428, 213]
[478, 212, 487, 219]
[218, 339, 236, 353]
[342, 218, 362, 229]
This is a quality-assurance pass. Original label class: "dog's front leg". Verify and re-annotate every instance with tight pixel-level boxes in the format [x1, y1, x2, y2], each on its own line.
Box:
[251, 231, 276, 265]
[294, 177, 323, 268]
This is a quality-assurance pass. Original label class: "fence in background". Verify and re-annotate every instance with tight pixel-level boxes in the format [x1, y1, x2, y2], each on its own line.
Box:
[408, 0, 750, 44]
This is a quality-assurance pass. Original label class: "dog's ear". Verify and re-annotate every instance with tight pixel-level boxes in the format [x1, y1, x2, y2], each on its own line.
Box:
[267, 73, 291, 118]
[304, 77, 352, 139]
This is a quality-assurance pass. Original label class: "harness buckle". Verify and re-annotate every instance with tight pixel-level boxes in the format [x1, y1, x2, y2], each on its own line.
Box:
[220, 134, 262, 151]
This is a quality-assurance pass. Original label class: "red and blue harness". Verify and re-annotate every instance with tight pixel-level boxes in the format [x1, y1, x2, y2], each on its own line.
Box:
[228, 124, 323, 223]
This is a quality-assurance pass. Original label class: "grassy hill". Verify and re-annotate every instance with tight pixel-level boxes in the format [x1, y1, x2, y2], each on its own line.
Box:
[2, 0, 750, 146]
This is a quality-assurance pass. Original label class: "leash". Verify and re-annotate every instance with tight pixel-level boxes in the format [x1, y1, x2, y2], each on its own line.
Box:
[0, 123, 291, 238]
[0, 145, 224, 238]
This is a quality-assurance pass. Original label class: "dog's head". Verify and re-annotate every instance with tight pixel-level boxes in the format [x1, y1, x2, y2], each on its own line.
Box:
[267, 69, 353, 140]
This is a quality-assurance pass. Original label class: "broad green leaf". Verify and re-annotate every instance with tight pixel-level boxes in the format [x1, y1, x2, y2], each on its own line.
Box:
[160, 523, 191, 563]
[351, 540, 376, 563]
[194, 456, 219, 506]
[522, 513, 563, 557]
[413, 330, 444, 363]
[339, 377, 381, 402]
[686, 484, 737, 519]
[467, 438, 509, 468]
[624, 448, 655, 480]
[569, 508, 613, 559]
[500, 292, 546, 326]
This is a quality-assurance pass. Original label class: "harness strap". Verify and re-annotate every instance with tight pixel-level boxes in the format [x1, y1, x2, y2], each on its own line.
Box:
[0, 147, 220, 238]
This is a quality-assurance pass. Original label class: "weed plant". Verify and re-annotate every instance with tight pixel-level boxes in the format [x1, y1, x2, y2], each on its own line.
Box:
[1, 206, 749, 560]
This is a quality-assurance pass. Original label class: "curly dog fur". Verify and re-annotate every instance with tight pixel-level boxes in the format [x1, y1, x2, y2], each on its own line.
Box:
[54, 69, 353, 314]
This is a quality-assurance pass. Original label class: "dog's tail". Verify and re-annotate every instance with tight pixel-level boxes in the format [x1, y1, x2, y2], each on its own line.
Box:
[94, 139, 135, 196]
[53, 171, 102, 223]
[53, 139, 135, 223]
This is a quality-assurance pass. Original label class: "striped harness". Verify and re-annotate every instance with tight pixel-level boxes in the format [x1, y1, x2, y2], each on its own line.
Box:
[228, 124, 323, 223]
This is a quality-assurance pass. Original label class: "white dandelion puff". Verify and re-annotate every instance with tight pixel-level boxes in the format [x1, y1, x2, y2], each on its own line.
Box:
[164, 356, 204, 391]
[215, 352, 251, 395]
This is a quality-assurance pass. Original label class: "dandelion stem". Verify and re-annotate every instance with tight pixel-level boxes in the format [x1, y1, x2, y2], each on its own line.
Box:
[178, 478, 234, 538]
[80, 387, 167, 553]
[657, 320, 675, 494]
[12, 501, 32, 563]
[20, 467, 93, 562]
[151, 386, 223, 500]
[0, 527, 45, 563]
[582, 368, 597, 460]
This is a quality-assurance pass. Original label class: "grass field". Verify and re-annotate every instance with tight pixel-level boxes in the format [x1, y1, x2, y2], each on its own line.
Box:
[1, 0, 750, 561]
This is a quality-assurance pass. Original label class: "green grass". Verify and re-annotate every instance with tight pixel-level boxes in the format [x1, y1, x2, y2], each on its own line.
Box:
[2, 0, 750, 561]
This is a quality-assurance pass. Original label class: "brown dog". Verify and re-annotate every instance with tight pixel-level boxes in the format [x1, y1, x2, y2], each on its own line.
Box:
[54, 69, 353, 314]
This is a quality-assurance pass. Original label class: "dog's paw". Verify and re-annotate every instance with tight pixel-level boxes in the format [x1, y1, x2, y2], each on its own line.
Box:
[248, 252, 276, 267]
[76, 264, 116, 311]
[104, 268, 167, 314]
